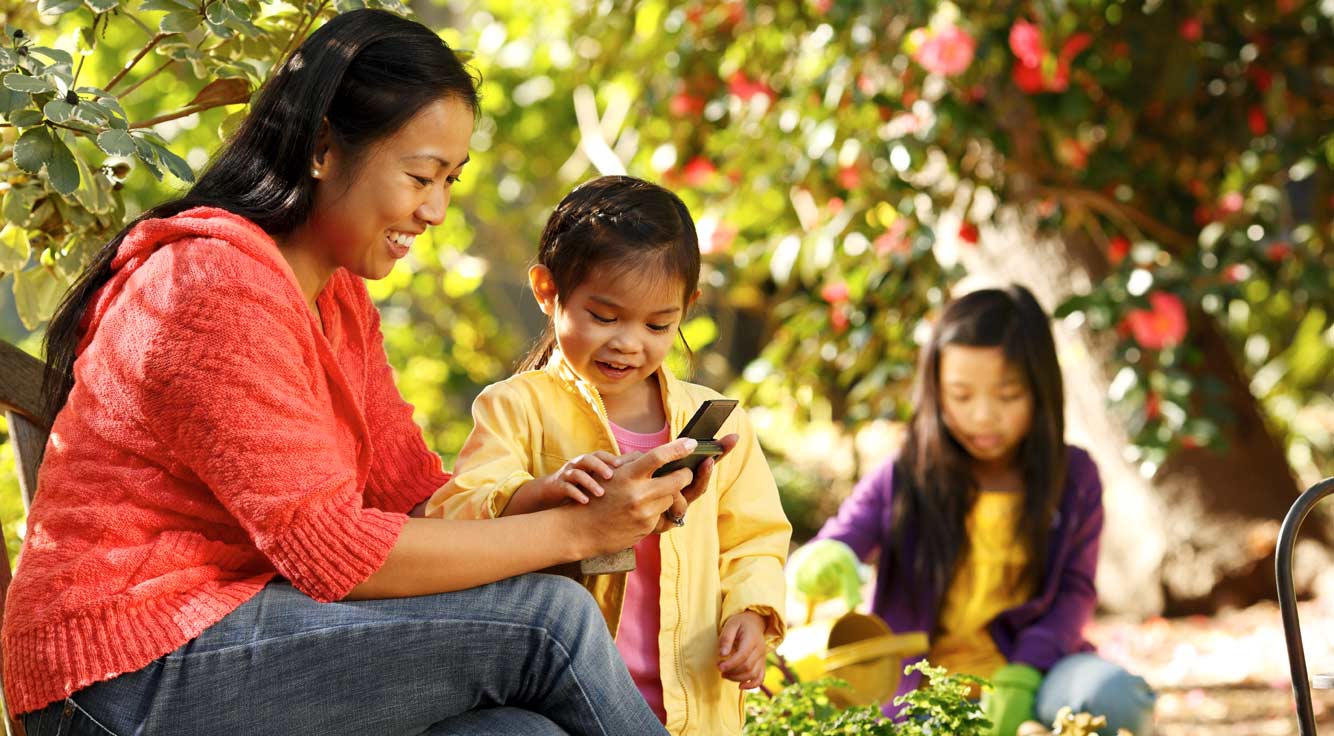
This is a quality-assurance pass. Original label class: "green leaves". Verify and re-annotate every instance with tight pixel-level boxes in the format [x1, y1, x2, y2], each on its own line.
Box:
[36, 0, 83, 15]
[0, 225, 32, 273]
[95, 129, 136, 157]
[13, 126, 80, 194]
[2, 73, 55, 94]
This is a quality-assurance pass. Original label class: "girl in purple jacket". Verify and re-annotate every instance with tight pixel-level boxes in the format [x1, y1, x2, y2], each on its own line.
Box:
[797, 286, 1155, 735]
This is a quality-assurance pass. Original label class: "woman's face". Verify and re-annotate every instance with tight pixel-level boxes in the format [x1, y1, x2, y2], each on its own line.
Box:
[305, 96, 474, 281]
[938, 344, 1034, 465]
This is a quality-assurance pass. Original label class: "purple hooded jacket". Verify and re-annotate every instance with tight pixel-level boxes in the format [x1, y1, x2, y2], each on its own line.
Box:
[814, 445, 1103, 705]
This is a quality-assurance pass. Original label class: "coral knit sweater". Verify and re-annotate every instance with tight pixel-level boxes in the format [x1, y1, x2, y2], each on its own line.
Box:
[1, 207, 450, 715]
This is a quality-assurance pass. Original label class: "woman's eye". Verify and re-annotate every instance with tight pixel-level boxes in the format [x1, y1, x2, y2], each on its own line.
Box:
[446, 174, 461, 184]
[647, 323, 671, 333]
[410, 175, 432, 187]
[1001, 393, 1026, 402]
[589, 312, 615, 323]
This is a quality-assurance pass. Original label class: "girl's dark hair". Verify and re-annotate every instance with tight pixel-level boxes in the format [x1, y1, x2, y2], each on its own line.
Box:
[42, 9, 479, 417]
[517, 175, 701, 373]
[886, 285, 1067, 615]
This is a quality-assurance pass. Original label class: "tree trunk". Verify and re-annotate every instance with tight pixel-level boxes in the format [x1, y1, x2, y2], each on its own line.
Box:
[957, 209, 1324, 617]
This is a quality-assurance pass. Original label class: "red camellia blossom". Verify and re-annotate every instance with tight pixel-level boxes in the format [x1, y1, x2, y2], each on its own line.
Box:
[669, 91, 706, 117]
[1248, 106, 1268, 136]
[1179, 18, 1203, 41]
[1223, 263, 1250, 283]
[702, 223, 737, 255]
[728, 71, 776, 104]
[682, 156, 716, 187]
[821, 281, 850, 304]
[1108, 236, 1131, 266]
[1266, 241, 1293, 261]
[958, 222, 979, 245]
[913, 25, 977, 77]
[1124, 291, 1188, 350]
[829, 305, 850, 333]
[1009, 20, 1091, 94]
[838, 164, 861, 190]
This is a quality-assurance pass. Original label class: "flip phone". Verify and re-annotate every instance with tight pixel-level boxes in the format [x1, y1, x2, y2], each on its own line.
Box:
[652, 399, 737, 477]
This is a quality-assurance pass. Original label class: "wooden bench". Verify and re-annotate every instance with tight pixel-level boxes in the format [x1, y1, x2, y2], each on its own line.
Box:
[0, 338, 49, 736]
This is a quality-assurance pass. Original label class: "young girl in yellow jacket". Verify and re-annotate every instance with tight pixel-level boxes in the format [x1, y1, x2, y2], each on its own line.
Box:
[427, 175, 791, 735]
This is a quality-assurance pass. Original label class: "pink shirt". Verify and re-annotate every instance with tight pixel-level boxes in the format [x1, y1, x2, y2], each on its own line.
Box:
[609, 419, 672, 724]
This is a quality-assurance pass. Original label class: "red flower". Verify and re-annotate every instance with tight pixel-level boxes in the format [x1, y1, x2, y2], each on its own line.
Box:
[810, 0, 833, 13]
[1123, 291, 1188, 350]
[702, 223, 737, 255]
[1218, 191, 1244, 216]
[913, 25, 977, 77]
[1248, 106, 1268, 136]
[1266, 241, 1293, 261]
[829, 304, 850, 333]
[958, 222, 979, 245]
[821, 281, 850, 304]
[1108, 236, 1131, 266]
[837, 164, 861, 190]
[728, 71, 776, 104]
[826, 197, 845, 216]
[1179, 18, 1203, 42]
[1009, 21, 1091, 94]
[1145, 392, 1162, 421]
[1223, 263, 1250, 283]
[669, 92, 706, 118]
[682, 156, 716, 187]
[1249, 67, 1273, 93]
[1009, 21, 1044, 67]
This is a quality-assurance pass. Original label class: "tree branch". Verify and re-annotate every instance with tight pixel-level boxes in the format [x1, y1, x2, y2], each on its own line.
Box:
[1037, 185, 1196, 253]
[106, 32, 175, 92]
[119, 59, 175, 99]
[130, 100, 228, 129]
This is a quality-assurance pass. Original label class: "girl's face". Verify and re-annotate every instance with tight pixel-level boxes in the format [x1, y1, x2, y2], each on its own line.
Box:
[938, 344, 1034, 465]
[304, 97, 473, 282]
[531, 263, 696, 405]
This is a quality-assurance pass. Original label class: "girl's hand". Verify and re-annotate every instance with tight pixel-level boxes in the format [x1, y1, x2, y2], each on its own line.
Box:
[569, 438, 698, 554]
[653, 433, 739, 534]
[717, 610, 768, 689]
[541, 451, 627, 506]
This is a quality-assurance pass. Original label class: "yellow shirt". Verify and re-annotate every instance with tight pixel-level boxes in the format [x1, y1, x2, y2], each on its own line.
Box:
[426, 353, 791, 735]
[928, 491, 1034, 679]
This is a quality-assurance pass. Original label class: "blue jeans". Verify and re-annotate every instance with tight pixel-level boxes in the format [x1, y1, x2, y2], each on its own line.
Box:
[22, 575, 667, 736]
[1035, 653, 1156, 736]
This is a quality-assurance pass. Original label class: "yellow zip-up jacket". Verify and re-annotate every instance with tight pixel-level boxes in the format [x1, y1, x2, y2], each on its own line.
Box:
[426, 354, 791, 735]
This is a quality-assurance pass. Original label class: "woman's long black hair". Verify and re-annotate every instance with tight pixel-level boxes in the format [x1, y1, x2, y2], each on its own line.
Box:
[42, 9, 478, 417]
[516, 175, 701, 373]
[886, 285, 1067, 614]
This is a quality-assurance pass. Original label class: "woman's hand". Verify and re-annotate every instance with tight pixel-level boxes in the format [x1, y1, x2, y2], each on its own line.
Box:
[717, 610, 768, 689]
[652, 433, 739, 534]
[568, 438, 699, 555]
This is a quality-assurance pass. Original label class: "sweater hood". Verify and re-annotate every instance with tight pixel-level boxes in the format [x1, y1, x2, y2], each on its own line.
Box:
[78, 207, 292, 354]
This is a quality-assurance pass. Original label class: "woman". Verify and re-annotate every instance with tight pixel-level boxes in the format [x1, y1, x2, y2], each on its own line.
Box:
[4, 10, 703, 735]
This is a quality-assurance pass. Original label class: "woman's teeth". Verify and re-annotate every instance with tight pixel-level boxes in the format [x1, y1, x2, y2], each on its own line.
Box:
[388, 231, 415, 247]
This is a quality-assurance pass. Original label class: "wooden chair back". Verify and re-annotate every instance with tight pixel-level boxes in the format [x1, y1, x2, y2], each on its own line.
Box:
[0, 339, 50, 736]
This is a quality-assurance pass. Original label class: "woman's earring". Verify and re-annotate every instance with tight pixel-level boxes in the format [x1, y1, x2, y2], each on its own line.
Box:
[311, 168, 320, 179]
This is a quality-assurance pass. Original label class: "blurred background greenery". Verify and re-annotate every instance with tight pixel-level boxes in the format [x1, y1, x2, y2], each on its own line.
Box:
[1, 0, 1331, 614]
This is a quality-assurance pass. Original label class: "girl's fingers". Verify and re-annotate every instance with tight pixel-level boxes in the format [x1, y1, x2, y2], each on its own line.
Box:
[591, 450, 628, 469]
[574, 454, 615, 480]
[564, 468, 604, 497]
[562, 482, 590, 504]
[718, 618, 740, 657]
